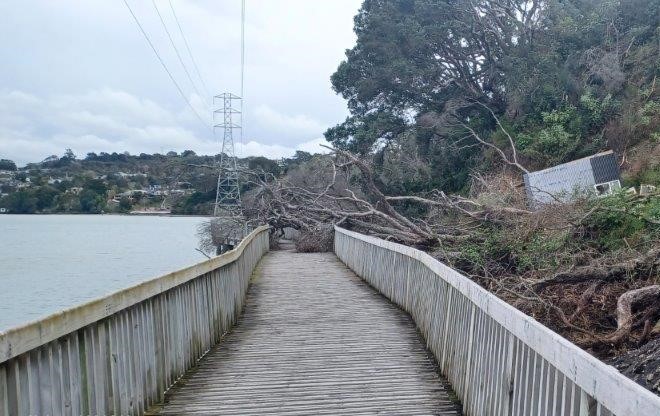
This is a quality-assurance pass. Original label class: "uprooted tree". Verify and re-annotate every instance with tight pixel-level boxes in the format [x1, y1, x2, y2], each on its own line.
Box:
[196, 0, 660, 390]
[223, 140, 660, 365]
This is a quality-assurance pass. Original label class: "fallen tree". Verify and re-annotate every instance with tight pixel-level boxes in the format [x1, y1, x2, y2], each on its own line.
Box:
[223, 147, 660, 367]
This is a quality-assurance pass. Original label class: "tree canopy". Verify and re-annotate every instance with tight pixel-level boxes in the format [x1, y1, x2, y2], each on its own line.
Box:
[0, 159, 17, 171]
[326, 0, 659, 192]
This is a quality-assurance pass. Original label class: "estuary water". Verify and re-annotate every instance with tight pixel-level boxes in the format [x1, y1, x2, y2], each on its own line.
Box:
[0, 215, 209, 331]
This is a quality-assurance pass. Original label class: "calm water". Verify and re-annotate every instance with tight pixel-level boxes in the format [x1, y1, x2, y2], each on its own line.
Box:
[0, 215, 210, 331]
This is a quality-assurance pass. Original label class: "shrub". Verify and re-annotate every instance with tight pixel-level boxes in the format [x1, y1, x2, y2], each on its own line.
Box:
[583, 192, 660, 250]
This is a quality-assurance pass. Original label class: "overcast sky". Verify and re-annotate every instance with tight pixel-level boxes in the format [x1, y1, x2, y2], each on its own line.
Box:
[0, 0, 362, 165]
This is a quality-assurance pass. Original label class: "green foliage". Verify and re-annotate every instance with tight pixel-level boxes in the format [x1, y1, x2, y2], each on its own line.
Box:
[79, 190, 106, 213]
[508, 233, 571, 272]
[247, 156, 280, 177]
[325, 113, 406, 154]
[33, 186, 59, 211]
[638, 164, 660, 186]
[516, 106, 582, 166]
[53, 193, 81, 213]
[172, 191, 215, 215]
[639, 100, 660, 126]
[457, 227, 573, 275]
[1, 191, 37, 214]
[118, 196, 132, 213]
[83, 178, 108, 196]
[583, 193, 660, 250]
[2, 151, 311, 215]
[458, 192, 660, 276]
[327, 0, 659, 192]
[0, 159, 17, 171]
[509, 89, 616, 167]
[579, 91, 616, 126]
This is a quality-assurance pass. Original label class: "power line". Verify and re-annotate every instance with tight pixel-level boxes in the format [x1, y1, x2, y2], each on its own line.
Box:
[168, 0, 211, 100]
[122, 0, 209, 131]
[151, 0, 205, 103]
[240, 0, 245, 148]
[241, 0, 245, 99]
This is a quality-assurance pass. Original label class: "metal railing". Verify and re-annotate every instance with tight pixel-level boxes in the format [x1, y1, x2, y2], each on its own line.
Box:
[334, 226, 660, 416]
[0, 225, 270, 416]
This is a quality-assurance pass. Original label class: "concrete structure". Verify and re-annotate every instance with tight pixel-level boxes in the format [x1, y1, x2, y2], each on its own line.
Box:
[2, 225, 660, 415]
[524, 150, 621, 205]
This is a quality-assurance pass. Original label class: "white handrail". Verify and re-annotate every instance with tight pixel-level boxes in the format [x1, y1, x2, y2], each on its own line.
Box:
[0, 225, 270, 416]
[334, 226, 660, 416]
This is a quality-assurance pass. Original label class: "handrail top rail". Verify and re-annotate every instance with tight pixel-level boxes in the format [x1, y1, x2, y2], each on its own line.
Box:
[335, 226, 660, 415]
[0, 225, 270, 364]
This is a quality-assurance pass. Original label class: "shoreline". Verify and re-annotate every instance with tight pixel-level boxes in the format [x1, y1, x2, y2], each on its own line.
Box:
[0, 212, 211, 218]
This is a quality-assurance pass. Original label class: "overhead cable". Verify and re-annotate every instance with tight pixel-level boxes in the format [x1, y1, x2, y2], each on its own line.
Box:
[151, 0, 206, 103]
[122, 0, 210, 131]
[168, 0, 212, 100]
[240, 0, 246, 147]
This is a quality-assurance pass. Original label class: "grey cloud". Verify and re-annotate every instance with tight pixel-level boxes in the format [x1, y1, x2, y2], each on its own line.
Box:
[0, 0, 361, 164]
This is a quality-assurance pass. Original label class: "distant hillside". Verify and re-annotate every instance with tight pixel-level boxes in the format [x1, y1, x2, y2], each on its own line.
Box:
[0, 150, 312, 215]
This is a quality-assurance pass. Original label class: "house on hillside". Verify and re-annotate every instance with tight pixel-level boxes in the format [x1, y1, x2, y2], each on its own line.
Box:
[523, 150, 621, 206]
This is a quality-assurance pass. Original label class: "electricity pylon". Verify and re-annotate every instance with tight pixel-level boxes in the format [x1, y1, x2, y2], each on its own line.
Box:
[213, 93, 244, 228]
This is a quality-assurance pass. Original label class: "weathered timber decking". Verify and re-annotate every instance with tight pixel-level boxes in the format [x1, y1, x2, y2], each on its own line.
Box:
[149, 250, 461, 415]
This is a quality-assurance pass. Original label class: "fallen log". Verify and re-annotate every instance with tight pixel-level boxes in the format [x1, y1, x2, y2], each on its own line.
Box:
[534, 248, 660, 290]
[605, 285, 660, 344]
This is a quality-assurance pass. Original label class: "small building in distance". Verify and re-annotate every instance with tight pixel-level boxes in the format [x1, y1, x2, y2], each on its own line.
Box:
[523, 150, 621, 205]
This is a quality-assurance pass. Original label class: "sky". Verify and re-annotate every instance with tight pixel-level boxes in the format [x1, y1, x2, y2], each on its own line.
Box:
[0, 0, 362, 166]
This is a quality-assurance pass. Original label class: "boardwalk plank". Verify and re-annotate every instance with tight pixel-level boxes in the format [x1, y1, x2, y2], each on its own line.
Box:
[150, 251, 461, 415]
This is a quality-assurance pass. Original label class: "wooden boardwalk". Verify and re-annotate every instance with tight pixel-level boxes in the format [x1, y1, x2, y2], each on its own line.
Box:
[149, 250, 461, 415]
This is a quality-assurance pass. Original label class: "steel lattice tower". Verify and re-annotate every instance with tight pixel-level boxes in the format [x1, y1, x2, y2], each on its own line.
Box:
[213, 93, 244, 222]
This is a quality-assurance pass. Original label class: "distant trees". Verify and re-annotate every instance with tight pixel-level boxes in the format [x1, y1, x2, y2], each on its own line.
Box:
[118, 196, 132, 213]
[33, 186, 59, 211]
[247, 156, 280, 176]
[0, 149, 332, 215]
[77, 178, 108, 213]
[79, 190, 105, 213]
[3, 191, 37, 214]
[63, 148, 76, 160]
[82, 178, 108, 196]
[0, 159, 17, 171]
[85, 152, 131, 163]
[172, 190, 215, 215]
[51, 149, 77, 168]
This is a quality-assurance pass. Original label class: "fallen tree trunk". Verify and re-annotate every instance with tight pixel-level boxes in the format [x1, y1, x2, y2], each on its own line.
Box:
[534, 248, 660, 290]
[605, 285, 660, 344]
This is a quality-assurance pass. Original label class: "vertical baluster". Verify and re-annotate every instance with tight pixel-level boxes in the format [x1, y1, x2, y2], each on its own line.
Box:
[0, 365, 8, 416]
[38, 346, 52, 415]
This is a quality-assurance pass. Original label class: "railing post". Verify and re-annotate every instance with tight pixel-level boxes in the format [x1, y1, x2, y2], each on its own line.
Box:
[462, 303, 477, 411]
